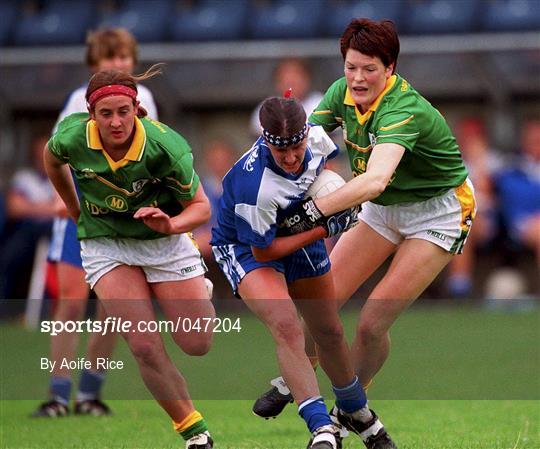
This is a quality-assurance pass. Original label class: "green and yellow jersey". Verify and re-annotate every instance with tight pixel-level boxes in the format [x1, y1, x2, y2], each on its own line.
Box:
[310, 74, 468, 205]
[48, 113, 200, 240]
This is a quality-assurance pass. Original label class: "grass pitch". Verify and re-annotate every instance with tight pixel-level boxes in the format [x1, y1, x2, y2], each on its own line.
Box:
[1, 304, 539, 448]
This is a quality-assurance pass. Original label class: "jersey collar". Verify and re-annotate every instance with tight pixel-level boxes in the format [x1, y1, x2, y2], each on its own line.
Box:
[344, 74, 397, 125]
[86, 116, 146, 172]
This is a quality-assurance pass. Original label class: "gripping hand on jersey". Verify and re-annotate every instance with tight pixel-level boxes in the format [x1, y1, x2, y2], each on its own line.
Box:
[278, 197, 325, 236]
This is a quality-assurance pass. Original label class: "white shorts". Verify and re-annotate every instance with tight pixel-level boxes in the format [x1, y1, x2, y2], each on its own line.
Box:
[80, 233, 207, 289]
[359, 179, 476, 254]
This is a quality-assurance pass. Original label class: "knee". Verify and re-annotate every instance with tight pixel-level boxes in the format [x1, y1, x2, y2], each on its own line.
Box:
[55, 300, 85, 321]
[176, 333, 213, 356]
[271, 317, 304, 348]
[311, 322, 345, 348]
[356, 321, 388, 346]
[128, 336, 163, 367]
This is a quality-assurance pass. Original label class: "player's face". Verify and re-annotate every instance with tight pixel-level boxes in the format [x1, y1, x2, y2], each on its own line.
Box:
[344, 49, 394, 113]
[97, 52, 135, 74]
[268, 137, 308, 175]
[91, 96, 138, 151]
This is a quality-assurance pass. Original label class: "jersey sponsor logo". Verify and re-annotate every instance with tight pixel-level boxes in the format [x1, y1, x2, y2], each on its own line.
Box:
[105, 195, 128, 212]
[242, 147, 259, 172]
[427, 230, 447, 241]
[85, 200, 109, 215]
[353, 157, 367, 174]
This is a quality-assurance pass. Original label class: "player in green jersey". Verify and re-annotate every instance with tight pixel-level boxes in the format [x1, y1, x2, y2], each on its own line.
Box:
[44, 66, 214, 449]
[254, 18, 475, 449]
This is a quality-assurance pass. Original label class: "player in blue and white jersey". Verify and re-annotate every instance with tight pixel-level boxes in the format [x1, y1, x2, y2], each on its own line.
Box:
[211, 95, 369, 449]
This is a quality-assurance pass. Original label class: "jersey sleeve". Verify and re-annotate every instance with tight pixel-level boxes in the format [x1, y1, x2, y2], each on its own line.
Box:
[228, 170, 278, 248]
[47, 120, 72, 163]
[308, 125, 339, 160]
[374, 109, 420, 152]
[308, 79, 344, 133]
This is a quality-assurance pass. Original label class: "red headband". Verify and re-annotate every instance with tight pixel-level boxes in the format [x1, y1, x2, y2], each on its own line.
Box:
[87, 84, 137, 109]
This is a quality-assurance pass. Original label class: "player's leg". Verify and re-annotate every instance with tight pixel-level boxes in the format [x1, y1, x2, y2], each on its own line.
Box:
[240, 268, 341, 448]
[352, 238, 453, 385]
[329, 220, 397, 304]
[152, 275, 215, 357]
[132, 234, 214, 448]
[94, 266, 205, 420]
[75, 299, 117, 415]
[32, 261, 88, 417]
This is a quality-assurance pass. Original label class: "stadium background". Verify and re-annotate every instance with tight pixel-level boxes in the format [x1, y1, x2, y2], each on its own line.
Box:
[0, 1, 539, 448]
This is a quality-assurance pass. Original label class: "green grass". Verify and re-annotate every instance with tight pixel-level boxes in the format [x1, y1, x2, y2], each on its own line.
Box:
[1, 400, 538, 448]
[1, 305, 539, 448]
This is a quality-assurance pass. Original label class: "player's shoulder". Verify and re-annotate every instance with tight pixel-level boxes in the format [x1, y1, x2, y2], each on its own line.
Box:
[224, 140, 266, 196]
[141, 117, 191, 155]
[55, 112, 89, 136]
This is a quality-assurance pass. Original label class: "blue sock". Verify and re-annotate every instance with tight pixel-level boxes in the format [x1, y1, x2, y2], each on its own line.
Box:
[50, 376, 71, 405]
[333, 376, 367, 413]
[77, 369, 105, 401]
[298, 396, 332, 433]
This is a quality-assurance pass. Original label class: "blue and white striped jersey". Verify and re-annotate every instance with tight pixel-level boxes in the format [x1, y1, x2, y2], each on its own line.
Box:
[211, 125, 338, 249]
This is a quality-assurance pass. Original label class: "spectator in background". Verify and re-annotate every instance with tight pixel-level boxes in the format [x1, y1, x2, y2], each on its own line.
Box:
[249, 58, 323, 137]
[0, 134, 56, 302]
[446, 118, 502, 298]
[192, 138, 237, 301]
[32, 27, 158, 418]
[495, 117, 540, 274]
[193, 138, 237, 258]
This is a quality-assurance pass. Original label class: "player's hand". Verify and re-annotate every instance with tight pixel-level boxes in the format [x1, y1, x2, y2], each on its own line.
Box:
[277, 197, 325, 236]
[134, 207, 174, 234]
[322, 205, 361, 238]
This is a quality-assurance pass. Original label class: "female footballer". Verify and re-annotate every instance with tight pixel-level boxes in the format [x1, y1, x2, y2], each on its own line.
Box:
[255, 18, 475, 449]
[43, 66, 215, 449]
[211, 95, 394, 449]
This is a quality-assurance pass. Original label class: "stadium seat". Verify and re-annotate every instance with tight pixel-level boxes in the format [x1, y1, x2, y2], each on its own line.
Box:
[249, 0, 325, 39]
[403, 0, 480, 35]
[325, 0, 404, 37]
[481, 0, 540, 32]
[169, 0, 249, 42]
[12, 0, 93, 46]
[0, 1, 19, 46]
[97, 0, 173, 43]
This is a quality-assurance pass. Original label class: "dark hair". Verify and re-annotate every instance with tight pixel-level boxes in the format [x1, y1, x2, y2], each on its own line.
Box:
[340, 18, 400, 73]
[85, 27, 139, 68]
[259, 97, 306, 138]
[85, 64, 163, 117]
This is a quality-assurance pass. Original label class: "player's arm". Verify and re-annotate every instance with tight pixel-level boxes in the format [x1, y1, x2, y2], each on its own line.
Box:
[43, 144, 80, 221]
[134, 183, 211, 234]
[315, 143, 405, 216]
[251, 226, 326, 262]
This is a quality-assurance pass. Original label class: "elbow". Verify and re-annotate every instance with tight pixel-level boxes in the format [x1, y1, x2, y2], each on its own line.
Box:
[367, 177, 389, 199]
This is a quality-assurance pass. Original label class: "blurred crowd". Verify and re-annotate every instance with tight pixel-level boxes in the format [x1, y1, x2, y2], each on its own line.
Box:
[0, 56, 538, 316]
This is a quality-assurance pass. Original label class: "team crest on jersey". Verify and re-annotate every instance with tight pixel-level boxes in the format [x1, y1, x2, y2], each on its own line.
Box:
[81, 168, 97, 179]
[243, 147, 259, 172]
[368, 133, 377, 147]
[105, 195, 128, 212]
[132, 179, 150, 193]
